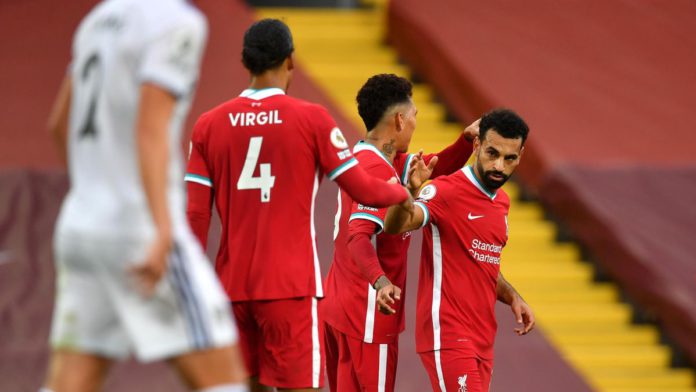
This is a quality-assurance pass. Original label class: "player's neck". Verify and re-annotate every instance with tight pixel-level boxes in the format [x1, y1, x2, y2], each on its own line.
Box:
[364, 131, 396, 163]
[248, 72, 288, 92]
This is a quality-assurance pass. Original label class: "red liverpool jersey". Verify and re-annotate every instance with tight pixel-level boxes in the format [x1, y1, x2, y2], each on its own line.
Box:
[323, 142, 413, 344]
[414, 165, 510, 359]
[185, 88, 359, 301]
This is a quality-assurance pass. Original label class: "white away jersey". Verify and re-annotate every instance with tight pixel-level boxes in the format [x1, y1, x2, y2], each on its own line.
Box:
[57, 0, 208, 239]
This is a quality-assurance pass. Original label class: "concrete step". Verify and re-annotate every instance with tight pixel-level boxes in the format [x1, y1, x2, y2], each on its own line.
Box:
[564, 346, 671, 368]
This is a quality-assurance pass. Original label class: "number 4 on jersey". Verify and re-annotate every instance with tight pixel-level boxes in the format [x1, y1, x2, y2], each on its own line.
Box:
[237, 137, 275, 202]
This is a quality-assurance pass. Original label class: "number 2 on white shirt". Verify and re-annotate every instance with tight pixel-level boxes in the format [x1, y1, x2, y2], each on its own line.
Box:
[237, 136, 275, 202]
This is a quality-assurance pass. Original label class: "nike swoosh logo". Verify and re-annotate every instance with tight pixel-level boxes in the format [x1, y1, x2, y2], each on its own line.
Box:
[467, 213, 484, 220]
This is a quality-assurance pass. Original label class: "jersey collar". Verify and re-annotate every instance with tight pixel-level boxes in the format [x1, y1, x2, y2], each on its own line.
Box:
[239, 88, 285, 100]
[352, 141, 393, 168]
[462, 165, 497, 200]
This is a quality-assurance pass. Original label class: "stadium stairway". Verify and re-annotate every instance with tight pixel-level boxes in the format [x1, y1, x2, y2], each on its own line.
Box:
[255, 4, 696, 392]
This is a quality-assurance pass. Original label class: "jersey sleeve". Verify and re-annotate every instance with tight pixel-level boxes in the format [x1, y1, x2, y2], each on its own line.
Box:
[414, 180, 448, 228]
[347, 161, 395, 234]
[425, 133, 473, 178]
[394, 153, 416, 187]
[347, 219, 386, 285]
[312, 107, 358, 181]
[138, 14, 208, 98]
[184, 115, 213, 187]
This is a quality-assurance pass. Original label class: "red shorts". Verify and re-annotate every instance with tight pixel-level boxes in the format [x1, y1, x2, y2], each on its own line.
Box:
[232, 297, 324, 388]
[324, 322, 398, 392]
[419, 349, 493, 392]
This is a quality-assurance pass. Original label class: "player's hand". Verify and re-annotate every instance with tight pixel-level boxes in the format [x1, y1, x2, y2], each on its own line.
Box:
[374, 275, 401, 315]
[129, 235, 172, 297]
[463, 118, 481, 142]
[407, 151, 438, 196]
[511, 297, 535, 335]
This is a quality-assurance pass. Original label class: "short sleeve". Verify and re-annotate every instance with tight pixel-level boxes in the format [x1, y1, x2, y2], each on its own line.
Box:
[347, 159, 395, 233]
[139, 15, 208, 98]
[185, 115, 212, 187]
[312, 107, 358, 181]
[414, 180, 448, 228]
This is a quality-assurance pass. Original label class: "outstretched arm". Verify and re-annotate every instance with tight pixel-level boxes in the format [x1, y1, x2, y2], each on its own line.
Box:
[497, 272, 535, 335]
[384, 200, 426, 234]
[335, 166, 410, 208]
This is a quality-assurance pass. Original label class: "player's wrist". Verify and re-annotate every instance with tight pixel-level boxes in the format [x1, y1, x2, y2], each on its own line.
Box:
[373, 275, 391, 291]
[406, 181, 421, 197]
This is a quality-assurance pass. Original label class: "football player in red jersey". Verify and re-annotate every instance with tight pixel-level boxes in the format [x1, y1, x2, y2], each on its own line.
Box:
[185, 20, 409, 392]
[321, 74, 479, 392]
[385, 108, 535, 392]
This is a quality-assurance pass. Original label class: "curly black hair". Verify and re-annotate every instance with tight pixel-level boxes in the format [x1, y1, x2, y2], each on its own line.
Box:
[479, 108, 529, 145]
[356, 74, 413, 131]
[242, 19, 294, 75]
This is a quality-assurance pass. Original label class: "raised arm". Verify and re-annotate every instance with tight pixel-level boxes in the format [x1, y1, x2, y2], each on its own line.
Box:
[422, 118, 478, 178]
[334, 166, 409, 208]
[497, 272, 535, 335]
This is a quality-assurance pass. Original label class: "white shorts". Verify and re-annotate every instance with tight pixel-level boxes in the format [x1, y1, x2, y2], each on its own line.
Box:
[50, 226, 237, 362]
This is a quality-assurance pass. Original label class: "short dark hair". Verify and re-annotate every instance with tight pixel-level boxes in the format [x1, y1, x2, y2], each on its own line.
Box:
[242, 19, 294, 75]
[356, 74, 413, 131]
[479, 108, 529, 145]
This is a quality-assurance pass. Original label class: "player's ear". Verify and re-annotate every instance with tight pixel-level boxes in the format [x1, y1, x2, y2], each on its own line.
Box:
[473, 135, 481, 151]
[395, 112, 403, 132]
[286, 54, 294, 71]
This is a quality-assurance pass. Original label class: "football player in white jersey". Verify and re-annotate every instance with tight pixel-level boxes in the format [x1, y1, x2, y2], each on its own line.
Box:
[44, 1, 247, 391]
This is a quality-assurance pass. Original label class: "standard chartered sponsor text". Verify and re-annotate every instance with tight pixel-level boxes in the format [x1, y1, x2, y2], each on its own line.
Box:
[468, 238, 502, 265]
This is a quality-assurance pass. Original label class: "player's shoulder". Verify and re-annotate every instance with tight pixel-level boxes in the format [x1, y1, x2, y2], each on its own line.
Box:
[285, 97, 332, 117]
[353, 143, 392, 167]
[136, 0, 207, 37]
[192, 102, 226, 137]
[206, 96, 245, 115]
[434, 169, 465, 188]
[417, 170, 462, 201]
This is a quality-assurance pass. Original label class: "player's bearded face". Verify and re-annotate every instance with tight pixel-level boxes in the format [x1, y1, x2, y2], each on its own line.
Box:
[476, 158, 509, 190]
[474, 130, 523, 191]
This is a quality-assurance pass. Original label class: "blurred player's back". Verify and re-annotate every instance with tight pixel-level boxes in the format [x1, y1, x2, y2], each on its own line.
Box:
[58, 0, 204, 239]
